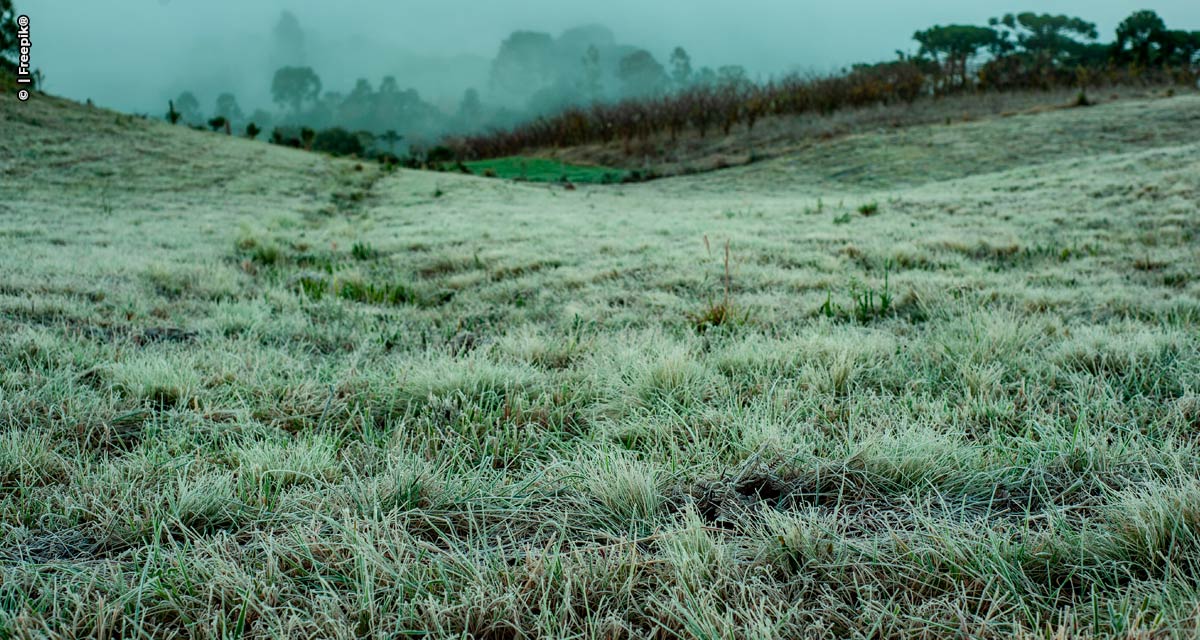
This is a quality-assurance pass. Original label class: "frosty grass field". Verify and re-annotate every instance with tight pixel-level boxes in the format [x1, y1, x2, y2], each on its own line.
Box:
[2, 90, 1200, 637]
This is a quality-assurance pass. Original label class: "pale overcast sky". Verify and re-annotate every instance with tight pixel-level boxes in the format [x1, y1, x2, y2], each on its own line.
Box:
[24, 1, 1200, 113]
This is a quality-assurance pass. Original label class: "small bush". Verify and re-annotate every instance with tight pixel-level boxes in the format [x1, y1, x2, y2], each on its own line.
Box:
[291, 273, 329, 299]
[820, 261, 896, 323]
[312, 127, 364, 157]
[851, 276, 893, 323]
[271, 127, 302, 148]
[426, 146, 455, 164]
[236, 236, 282, 266]
[252, 244, 280, 266]
[338, 280, 417, 306]
[351, 242, 377, 261]
[166, 100, 181, 125]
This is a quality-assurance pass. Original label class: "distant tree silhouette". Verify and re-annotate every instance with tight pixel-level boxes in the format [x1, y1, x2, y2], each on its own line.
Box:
[692, 66, 718, 86]
[669, 47, 693, 88]
[458, 89, 482, 122]
[618, 50, 668, 98]
[355, 130, 376, 152]
[272, 66, 322, 113]
[1114, 10, 1167, 66]
[0, 0, 19, 75]
[379, 130, 403, 153]
[379, 75, 400, 95]
[215, 93, 244, 124]
[272, 10, 306, 66]
[174, 91, 202, 124]
[990, 13, 1098, 64]
[490, 31, 556, 103]
[338, 78, 375, 125]
[248, 109, 274, 132]
[716, 65, 749, 87]
[582, 46, 603, 101]
[207, 116, 227, 132]
[915, 25, 1004, 89]
[245, 122, 261, 139]
[0, 0, 23, 75]
[1155, 30, 1200, 68]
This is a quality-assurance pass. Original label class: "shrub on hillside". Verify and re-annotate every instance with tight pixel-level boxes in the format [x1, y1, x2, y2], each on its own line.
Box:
[166, 100, 182, 125]
[270, 127, 303, 148]
[443, 60, 940, 161]
[312, 127, 364, 157]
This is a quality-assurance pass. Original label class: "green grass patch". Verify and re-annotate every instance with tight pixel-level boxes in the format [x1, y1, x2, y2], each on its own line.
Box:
[461, 157, 628, 184]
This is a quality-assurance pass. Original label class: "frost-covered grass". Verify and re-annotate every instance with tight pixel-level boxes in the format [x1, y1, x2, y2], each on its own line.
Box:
[2, 91, 1200, 638]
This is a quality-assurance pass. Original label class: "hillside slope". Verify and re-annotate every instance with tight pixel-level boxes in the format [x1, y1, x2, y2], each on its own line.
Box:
[2, 92, 1200, 638]
[538, 86, 1199, 179]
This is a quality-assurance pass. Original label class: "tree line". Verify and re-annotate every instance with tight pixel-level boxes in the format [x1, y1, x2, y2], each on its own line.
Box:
[157, 18, 757, 159]
[139, 9, 1200, 166]
[157, 51, 757, 163]
[447, 10, 1199, 162]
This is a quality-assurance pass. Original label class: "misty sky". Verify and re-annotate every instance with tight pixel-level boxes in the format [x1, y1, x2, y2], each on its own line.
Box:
[27, 0, 1200, 114]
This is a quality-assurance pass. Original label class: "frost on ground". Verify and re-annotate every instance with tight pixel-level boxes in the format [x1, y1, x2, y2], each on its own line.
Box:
[1, 91, 1200, 638]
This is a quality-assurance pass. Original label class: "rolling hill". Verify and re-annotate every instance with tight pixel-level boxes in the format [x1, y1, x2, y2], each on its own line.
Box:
[2, 89, 1200, 637]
